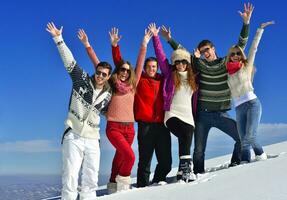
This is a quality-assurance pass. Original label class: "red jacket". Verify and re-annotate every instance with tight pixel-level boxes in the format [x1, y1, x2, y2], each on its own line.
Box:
[134, 72, 165, 123]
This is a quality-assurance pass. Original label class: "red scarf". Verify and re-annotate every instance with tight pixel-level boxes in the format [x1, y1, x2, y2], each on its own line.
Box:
[115, 79, 133, 94]
[226, 62, 242, 75]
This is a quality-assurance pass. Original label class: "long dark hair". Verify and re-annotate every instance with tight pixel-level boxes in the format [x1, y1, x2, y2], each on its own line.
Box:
[110, 59, 137, 92]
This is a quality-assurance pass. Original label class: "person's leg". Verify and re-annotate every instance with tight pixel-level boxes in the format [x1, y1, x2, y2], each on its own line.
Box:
[152, 123, 172, 183]
[166, 117, 192, 156]
[115, 123, 135, 191]
[193, 111, 211, 174]
[236, 103, 250, 162]
[166, 117, 195, 181]
[119, 123, 136, 175]
[62, 133, 84, 200]
[80, 138, 100, 200]
[215, 111, 241, 165]
[246, 99, 264, 156]
[106, 122, 123, 182]
[137, 122, 155, 187]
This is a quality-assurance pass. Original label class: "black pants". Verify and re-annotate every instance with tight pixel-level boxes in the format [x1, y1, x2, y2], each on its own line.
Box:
[166, 117, 194, 157]
[136, 121, 172, 187]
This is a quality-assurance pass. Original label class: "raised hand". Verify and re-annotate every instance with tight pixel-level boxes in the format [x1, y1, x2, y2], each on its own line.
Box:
[260, 21, 275, 29]
[160, 25, 172, 41]
[194, 48, 201, 58]
[148, 23, 160, 36]
[77, 29, 90, 48]
[142, 29, 153, 47]
[109, 27, 122, 47]
[238, 3, 254, 24]
[46, 22, 63, 37]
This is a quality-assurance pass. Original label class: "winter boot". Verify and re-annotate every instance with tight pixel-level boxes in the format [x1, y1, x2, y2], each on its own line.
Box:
[255, 152, 267, 161]
[107, 182, 117, 194]
[115, 175, 131, 192]
[177, 155, 196, 183]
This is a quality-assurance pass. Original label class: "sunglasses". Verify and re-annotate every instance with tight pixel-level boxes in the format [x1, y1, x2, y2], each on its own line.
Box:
[119, 67, 131, 73]
[174, 60, 189, 65]
[230, 51, 241, 57]
[95, 70, 108, 78]
[200, 47, 210, 55]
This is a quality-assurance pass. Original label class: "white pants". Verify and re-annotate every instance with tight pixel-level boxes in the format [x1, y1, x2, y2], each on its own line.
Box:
[61, 132, 100, 200]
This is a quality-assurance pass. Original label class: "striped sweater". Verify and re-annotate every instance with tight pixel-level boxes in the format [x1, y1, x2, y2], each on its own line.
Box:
[168, 23, 249, 111]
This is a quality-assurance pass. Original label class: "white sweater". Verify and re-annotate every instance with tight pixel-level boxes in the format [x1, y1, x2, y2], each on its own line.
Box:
[227, 28, 264, 107]
[164, 71, 194, 127]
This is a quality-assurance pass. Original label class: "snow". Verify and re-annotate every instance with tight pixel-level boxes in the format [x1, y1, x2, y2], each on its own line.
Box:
[96, 141, 287, 200]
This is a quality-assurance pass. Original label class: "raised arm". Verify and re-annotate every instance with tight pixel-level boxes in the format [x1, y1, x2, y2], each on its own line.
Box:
[247, 21, 274, 75]
[109, 27, 122, 67]
[46, 22, 76, 73]
[148, 23, 171, 76]
[78, 29, 100, 69]
[134, 29, 152, 85]
[160, 25, 183, 51]
[236, 3, 254, 49]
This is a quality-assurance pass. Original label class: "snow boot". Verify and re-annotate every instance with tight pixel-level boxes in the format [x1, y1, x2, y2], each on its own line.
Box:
[177, 155, 196, 183]
[115, 175, 131, 192]
[107, 182, 117, 194]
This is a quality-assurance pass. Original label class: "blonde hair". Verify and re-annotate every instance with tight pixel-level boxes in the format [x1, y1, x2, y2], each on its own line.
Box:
[172, 62, 197, 92]
[226, 45, 248, 66]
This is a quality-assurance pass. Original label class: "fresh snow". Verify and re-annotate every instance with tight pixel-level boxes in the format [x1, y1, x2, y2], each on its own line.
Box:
[44, 141, 287, 200]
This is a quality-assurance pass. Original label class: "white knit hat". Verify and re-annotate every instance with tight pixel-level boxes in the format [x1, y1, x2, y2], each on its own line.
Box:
[171, 48, 191, 65]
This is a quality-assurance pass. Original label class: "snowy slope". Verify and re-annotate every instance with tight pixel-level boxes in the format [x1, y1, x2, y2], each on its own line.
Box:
[44, 141, 287, 200]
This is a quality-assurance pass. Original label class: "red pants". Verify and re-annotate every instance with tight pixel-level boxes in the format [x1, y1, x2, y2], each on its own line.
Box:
[106, 121, 135, 182]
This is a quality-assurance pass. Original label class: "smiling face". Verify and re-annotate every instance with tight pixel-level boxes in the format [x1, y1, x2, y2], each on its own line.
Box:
[94, 66, 111, 88]
[174, 59, 188, 72]
[229, 47, 243, 63]
[118, 63, 131, 82]
[199, 45, 217, 62]
[145, 60, 158, 78]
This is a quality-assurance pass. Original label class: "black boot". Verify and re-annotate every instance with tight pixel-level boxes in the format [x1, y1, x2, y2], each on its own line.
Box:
[177, 155, 196, 183]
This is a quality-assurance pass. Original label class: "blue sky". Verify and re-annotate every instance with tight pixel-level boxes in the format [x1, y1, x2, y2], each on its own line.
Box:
[0, 0, 287, 176]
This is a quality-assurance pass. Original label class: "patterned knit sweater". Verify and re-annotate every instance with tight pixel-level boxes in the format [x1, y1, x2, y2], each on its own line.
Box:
[53, 35, 112, 139]
[168, 23, 249, 111]
[227, 28, 264, 106]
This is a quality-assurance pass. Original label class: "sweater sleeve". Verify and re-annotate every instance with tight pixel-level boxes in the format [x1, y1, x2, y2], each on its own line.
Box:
[237, 23, 250, 50]
[152, 35, 171, 77]
[246, 28, 264, 76]
[112, 45, 122, 68]
[53, 35, 76, 73]
[86, 46, 100, 70]
[53, 35, 89, 86]
[168, 38, 189, 52]
[134, 45, 147, 86]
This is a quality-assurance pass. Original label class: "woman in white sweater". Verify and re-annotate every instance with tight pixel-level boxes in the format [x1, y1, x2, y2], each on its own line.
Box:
[226, 21, 274, 163]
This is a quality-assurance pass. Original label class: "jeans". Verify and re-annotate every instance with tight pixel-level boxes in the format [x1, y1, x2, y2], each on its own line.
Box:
[136, 122, 172, 187]
[193, 110, 241, 174]
[236, 98, 263, 162]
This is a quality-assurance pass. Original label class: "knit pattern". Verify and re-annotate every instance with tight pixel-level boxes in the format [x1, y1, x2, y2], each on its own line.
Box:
[54, 35, 112, 139]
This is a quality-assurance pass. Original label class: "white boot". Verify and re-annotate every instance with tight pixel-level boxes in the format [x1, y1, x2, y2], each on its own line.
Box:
[255, 152, 267, 161]
[107, 182, 117, 194]
[115, 175, 131, 192]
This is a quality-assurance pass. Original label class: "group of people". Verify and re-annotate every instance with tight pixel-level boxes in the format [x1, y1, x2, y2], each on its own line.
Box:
[46, 2, 274, 200]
